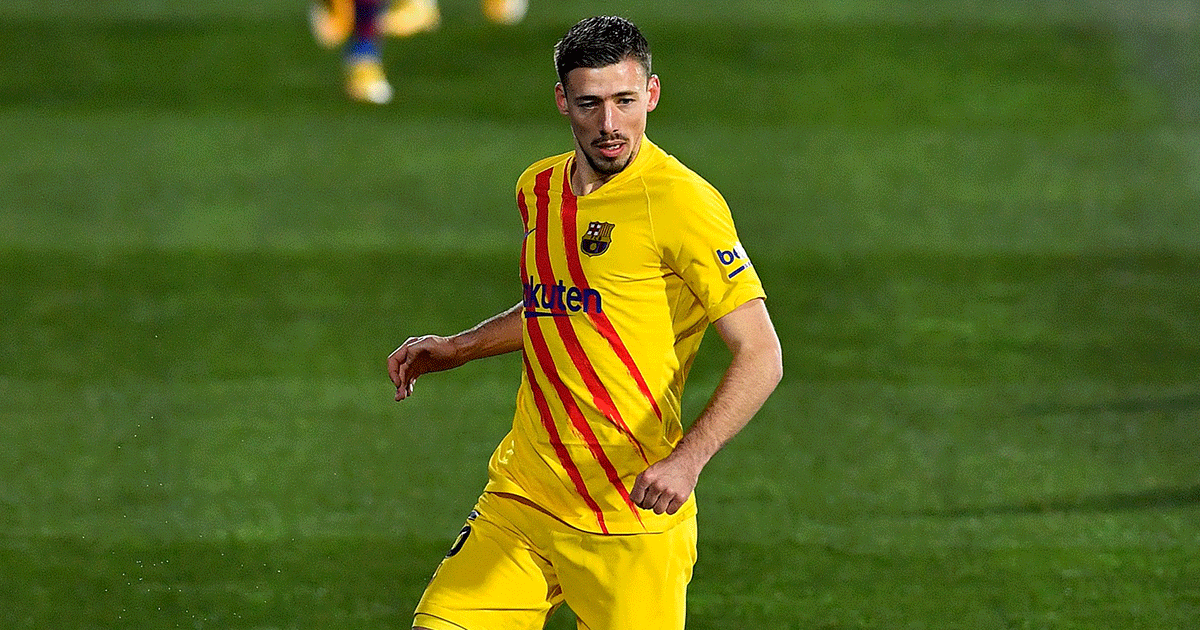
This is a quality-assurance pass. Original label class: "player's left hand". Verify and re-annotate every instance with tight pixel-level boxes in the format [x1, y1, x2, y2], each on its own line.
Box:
[630, 454, 702, 515]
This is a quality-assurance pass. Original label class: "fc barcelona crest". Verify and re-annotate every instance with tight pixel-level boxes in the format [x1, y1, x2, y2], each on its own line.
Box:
[581, 221, 615, 257]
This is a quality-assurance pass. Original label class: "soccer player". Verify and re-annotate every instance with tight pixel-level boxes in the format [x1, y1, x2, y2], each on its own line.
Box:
[387, 15, 782, 630]
[380, 0, 528, 36]
[309, 0, 395, 104]
[310, 0, 529, 104]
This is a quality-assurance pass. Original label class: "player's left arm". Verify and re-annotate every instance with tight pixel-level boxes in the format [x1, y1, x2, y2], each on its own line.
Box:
[630, 297, 782, 515]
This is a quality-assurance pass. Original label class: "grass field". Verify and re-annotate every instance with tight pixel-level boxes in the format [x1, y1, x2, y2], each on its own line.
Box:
[2, 1, 1199, 628]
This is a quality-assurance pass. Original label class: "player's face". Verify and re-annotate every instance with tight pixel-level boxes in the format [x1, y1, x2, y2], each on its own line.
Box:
[556, 58, 660, 182]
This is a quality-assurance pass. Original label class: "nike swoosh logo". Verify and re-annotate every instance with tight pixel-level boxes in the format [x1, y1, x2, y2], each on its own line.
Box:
[523, 227, 536, 239]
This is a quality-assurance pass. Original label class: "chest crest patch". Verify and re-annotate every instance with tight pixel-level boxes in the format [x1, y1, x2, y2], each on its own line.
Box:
[581, 221, 615, 257]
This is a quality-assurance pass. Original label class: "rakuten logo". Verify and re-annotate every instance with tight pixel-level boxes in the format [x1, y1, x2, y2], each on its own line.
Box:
[523, 277, 603, 317]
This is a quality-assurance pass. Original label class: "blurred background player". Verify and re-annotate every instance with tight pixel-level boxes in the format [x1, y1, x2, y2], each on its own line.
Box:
[310, 0, 530, 104]
[380, 0, 529, 34]
[309, 0, 394, 104]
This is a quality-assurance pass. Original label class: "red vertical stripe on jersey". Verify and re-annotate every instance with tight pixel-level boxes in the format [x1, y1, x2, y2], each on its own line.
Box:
[529, 168, 553, 313]
[522, 355, 608, 533]
[531, 171, 647, 462]
[526, 316, 643, 525]
[517, 188, 529, 227]
[527, 167, 644, 524]
[522, 173, 607, 531]
[560, 173, 665, 424]
[552, 324, 649, 463]
[517, 188, 530, 281]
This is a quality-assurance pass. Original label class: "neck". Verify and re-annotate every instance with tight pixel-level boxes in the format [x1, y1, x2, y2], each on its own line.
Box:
[571, 157, 612, 197]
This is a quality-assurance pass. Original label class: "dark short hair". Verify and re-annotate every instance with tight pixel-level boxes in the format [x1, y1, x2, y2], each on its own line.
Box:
[553, 16, 652, 86]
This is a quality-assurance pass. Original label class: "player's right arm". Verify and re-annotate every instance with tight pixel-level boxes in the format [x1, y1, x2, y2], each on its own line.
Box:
[388, 303, 523, 401]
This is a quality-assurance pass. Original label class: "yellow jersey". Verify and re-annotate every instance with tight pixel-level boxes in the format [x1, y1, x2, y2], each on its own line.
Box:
[483, 138, 766, 534]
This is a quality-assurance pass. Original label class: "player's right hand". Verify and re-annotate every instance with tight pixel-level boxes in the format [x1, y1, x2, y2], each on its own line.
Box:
[387, 335, 464, 401]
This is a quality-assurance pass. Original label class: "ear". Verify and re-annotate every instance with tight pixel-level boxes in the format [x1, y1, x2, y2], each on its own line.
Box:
[646, 74, 661, 112]
[555, 82, 569, 116]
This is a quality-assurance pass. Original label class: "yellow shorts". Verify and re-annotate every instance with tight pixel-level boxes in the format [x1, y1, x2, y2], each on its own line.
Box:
[413, 491, 697, 630]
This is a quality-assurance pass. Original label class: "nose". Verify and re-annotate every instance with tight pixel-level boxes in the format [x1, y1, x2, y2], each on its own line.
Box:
[600, 101, 618, 135]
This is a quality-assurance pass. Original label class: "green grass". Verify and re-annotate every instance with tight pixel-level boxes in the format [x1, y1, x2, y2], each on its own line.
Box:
[1, 0, 1199, 628]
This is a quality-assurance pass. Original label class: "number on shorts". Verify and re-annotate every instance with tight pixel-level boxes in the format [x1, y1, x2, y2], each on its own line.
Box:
[445, 524, 471, 558]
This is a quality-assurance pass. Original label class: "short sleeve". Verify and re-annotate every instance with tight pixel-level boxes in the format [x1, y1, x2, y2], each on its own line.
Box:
[656, 177, 766, 322]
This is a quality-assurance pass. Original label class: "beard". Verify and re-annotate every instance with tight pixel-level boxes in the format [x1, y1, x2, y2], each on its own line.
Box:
[582, 137, 633, 176]
[580, 132, 638, 175]
[583, 149, 631, 176]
